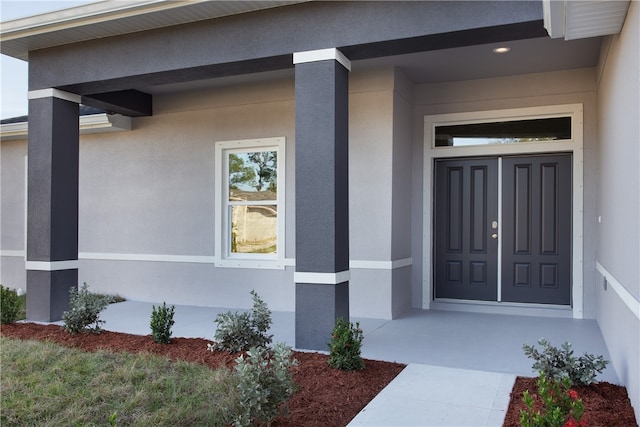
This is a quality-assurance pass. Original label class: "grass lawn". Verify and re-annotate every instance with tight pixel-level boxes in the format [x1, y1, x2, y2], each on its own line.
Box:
[1, 337, 240, 426]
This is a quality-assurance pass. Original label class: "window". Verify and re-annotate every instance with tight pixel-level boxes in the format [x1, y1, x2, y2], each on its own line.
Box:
[435, 117, 572, 147]
[215, 137, 285, 268]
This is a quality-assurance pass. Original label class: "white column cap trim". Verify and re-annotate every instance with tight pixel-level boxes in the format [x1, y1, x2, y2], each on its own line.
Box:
[294, 270, 350, 284]
[26, 260, 79, 271]
[293, 48, 351, 71]
[28, 88, 81, 104]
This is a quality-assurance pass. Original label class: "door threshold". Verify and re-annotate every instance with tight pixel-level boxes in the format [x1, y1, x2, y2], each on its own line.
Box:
[431, 299, 573, 318]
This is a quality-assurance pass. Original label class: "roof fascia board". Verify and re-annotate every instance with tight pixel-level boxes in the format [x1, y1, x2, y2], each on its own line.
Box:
[543, 0, 566, 38]
[1, 0, 310, 60]
[1, 0, 208, 41]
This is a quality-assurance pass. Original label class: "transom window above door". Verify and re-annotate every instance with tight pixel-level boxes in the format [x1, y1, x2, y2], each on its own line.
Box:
[434, 116, 572, 147]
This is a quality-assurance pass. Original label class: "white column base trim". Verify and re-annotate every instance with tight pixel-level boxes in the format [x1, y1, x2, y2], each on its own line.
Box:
[294, 270, 350, 285]
[293, 48, 351, 71]
[26, 260, 79, 271]
[28, 88, 81, 104]
[596, 261, 640, 320]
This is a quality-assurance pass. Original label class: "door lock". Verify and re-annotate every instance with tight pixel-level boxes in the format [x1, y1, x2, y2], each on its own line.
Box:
[491, 221, 498, 229]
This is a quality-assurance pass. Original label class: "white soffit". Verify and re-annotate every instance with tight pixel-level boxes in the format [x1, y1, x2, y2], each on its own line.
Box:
[0, 0, 309, 61]
[0, 114, 131, 141]
[544, 0, 630, 40]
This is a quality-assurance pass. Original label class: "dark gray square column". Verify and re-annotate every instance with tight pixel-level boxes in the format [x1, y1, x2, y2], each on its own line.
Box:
[294, 49, 351, 350]
[26, 89, 80, 321]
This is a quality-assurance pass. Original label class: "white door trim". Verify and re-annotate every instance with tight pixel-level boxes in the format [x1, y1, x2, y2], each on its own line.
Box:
[423, 103, 584, 318]
[497, 157, 503, 303]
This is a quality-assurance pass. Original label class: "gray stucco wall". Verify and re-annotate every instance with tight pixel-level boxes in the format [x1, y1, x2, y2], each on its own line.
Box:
[410, 67, 599, 317]
[595, 1, 640, 419]
[0, 141, 27, 290]
[0, 140, 25, 251]
[80, 81, 296, 258]
[78, 78, 296, 311]
[27, 1, 543, 93]
[0, 140, 26, 290]
[1, 68, 410, 318]
[347, 68, 415, 318]
[1, 65, 607, 319]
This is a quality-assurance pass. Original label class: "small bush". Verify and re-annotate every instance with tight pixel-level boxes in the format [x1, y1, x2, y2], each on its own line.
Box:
[104, 293, 126, 303]
[520, 372, 585, 427]
[231, 343, 298, 427]
[209, 290, 273, 353]
[523, 338, 609, 386]
[62, 283, 113, 334]
[328, 317, 365, 371]
[1, 285, 21, 324]
[150, 302, 175, 344]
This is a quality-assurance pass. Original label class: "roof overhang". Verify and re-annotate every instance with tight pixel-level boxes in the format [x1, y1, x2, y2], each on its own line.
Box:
[0, 113, 132, 141]
[0, 0, 309, 61]
[543, 0, 630, 40]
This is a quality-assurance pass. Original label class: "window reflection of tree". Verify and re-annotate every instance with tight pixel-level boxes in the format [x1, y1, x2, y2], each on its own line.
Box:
[228, 150, 278, 254]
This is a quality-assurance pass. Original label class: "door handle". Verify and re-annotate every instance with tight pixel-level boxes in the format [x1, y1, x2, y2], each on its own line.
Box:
[491, 233, 498, 239]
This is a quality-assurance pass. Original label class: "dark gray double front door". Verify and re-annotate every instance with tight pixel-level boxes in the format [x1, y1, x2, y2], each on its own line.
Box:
[434, 154, 572, 305]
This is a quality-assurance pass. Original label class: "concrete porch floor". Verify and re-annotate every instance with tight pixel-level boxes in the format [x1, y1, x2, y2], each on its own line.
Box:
[93, 301, 617, 426]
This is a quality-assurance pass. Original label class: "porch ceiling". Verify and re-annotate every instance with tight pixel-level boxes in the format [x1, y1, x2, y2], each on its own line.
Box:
[356, 35, 602, 85]
[143, 35, 601, 95]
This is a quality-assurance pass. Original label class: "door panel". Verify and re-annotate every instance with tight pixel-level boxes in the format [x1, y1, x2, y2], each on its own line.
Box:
[501, 154, 571, 304]
[434, 158, 498, 301]
[434, 154, 572, 305]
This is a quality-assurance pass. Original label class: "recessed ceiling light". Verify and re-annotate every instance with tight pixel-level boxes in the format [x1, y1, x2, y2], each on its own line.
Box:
[493, 47, 511, 54]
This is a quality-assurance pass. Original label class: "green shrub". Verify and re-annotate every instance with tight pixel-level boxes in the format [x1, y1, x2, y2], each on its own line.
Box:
[209, 290, 273, 353]
[103, 293, 125, 303]
[520, 372, 585, 427]
[150, 302, 175, 344]
[328, 317, 365, 371]
[62, 283, 113, 334]
[231, 343, 298, 427]
[1, 285, 20, 324]
[523, 338, 609, 386]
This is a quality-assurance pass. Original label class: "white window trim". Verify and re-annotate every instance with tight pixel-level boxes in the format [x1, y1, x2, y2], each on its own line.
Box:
[422, 104, 584, 318]
[214, 137, 286, 269]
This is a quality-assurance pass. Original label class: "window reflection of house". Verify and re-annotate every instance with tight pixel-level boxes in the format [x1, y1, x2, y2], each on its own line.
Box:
[230, 192, 277, 254]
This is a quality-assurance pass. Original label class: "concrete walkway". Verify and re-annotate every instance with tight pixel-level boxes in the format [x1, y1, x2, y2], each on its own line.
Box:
[93, 301, 616, 426]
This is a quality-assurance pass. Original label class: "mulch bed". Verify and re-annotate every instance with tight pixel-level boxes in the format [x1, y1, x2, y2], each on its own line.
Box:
[503, 376, 637, 426]
[3, 322, 637, 426]
[0, 322, 405, 426]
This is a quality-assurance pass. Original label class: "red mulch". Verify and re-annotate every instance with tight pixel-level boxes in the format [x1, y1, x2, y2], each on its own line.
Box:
[0, 322, 405, 426]
[4, 323, 637, 426]
[503, 376, 637, 427]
